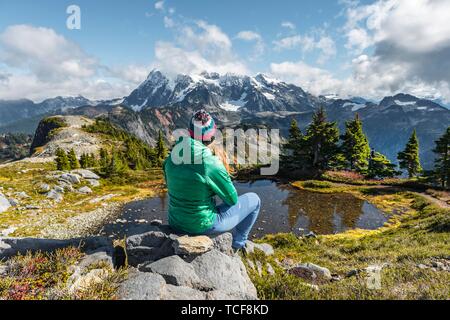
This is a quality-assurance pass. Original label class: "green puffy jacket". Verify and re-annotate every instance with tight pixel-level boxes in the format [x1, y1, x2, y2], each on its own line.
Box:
[163, 137, 238, 234]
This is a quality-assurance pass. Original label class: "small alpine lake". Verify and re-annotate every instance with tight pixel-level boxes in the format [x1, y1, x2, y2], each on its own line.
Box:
[101, 179, 390, 239]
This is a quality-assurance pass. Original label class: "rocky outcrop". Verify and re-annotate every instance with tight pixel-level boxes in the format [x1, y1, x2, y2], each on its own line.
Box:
[0, 225, 263, 300]
[0, 236, 113, 260]
[120, 225, 258, 300]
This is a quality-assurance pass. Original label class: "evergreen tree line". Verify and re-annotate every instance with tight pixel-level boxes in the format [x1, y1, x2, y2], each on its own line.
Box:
[282, 107, 449, 187]
[55, 119, 168, 177]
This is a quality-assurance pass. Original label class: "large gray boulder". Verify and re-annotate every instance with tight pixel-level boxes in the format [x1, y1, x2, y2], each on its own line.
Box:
[118, 271, 166, 300]
[71, 169, 100, 180]
[0, 193, 11, 213]
[139, 255, 207, 289]
[191, 249, 258, 299]
[60, 173, 81, 185]
[126, 229, 175, 266]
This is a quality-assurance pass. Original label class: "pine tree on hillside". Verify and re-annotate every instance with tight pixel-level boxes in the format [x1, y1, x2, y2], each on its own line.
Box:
[156, 130, 168, 161]
[341, 114, 371, 172]
[106, 151, 126, 176]
[304, 107, 340, 170]
[433, 127, 450, 188]
[67, 148, 80, 169]
[398, 129, 422, 178]
[99, 148, 110, 169]
[281, 119, 306, 169]
[79, 153, 89, 169]
[55, 148, 71, 171]
[367, 149, 399, 179]
[88, 153, 98, 168]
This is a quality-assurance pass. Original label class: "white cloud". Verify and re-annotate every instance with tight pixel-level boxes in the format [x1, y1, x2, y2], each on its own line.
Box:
[163, 16, 175, 28]
[236, 30, 265, 59]
[0, 25, 97, 81]
[270, 61, 342, 96]
[152, 20, 249, 76]
[0, 25, 146, 101]
[340, 0, 450, 101]
[273, 33, 336, 64]
[236, 30, 261, 41]
[155, 1, 164, 11]
[281, 21, 296, 30]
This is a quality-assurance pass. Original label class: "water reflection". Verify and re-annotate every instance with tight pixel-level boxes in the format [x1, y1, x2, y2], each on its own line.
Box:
[102, 179, 389, 239]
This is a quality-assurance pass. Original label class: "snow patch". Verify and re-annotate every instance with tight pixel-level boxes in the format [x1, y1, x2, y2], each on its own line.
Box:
[394, 99, 415, 106]
[263, 92, 276, 100]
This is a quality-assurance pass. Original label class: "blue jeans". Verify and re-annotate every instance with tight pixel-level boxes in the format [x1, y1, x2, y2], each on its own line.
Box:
[205, 192, 261, 249]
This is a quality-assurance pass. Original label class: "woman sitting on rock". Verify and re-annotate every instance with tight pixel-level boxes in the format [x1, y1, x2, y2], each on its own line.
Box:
[163, 110, 260, 251]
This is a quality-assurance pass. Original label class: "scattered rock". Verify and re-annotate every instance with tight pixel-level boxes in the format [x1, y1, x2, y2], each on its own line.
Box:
[69, 269, 108, 293]
[244, 241, 274, 256]
[0, 193, 11, 213]
[86, 179, 100, 187]
[305, 231, 318, 238]
[288, 263, 332, 282]
[37, 183, 51, 193]
[0, 265, 7, 276]
[150, 219, 163, 226]
[60, 173, 81, 185]
[54, 186, 65, 194]
[15, 191, 30, 199]
[58, 180, 74, 192]
[78, 186, 93, 194]
[255, 261, 263, 276]
[46, 189, 63, 202]
[71, 169, 100, 180]
[266, 263, 275, 275]
[8, 198, 19, 207]
[173, 236, 214, 255]
[1, 227, 17, 237]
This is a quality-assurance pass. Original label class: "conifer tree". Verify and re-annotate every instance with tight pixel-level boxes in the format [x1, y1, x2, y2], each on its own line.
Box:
[367, 149, 398, 179]
[304, 107, 340, 170]
[281, 119, 305, 169]
[89, 153, 98, 168]
[67, 148, 80, 169]
[99, 148, 110, 169]
[433, 127, 450, 188]
[156, 130, 168, 161]
[341, 114, 371, 172]
[79, 153, 89, 169]
[106, 151, 126, 176]
[398, 129, 422, 178]
[55, 148, 71, 171]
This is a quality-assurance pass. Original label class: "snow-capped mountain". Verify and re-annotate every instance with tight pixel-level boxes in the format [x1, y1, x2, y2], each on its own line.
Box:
[1, 69, 449, 169]
[123, 70, 318, 113]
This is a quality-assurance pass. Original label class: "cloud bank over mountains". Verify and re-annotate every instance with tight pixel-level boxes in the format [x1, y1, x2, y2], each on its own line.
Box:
[0, 0, 449, 103]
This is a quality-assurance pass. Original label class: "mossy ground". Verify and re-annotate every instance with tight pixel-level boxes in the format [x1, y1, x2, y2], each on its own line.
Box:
[248, 184, 450, 300]
[0, 161, 164, 237]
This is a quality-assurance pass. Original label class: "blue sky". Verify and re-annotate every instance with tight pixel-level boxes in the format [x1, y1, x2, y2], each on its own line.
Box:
[0, 0, 449, 102]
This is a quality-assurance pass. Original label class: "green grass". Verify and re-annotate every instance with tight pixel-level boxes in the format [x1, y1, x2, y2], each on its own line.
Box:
[0, 162, 164, 237]
[249, 194, 450, 300]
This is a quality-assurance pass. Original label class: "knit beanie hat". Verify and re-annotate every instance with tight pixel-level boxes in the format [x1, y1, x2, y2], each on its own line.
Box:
[189, 110, 217, 142]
